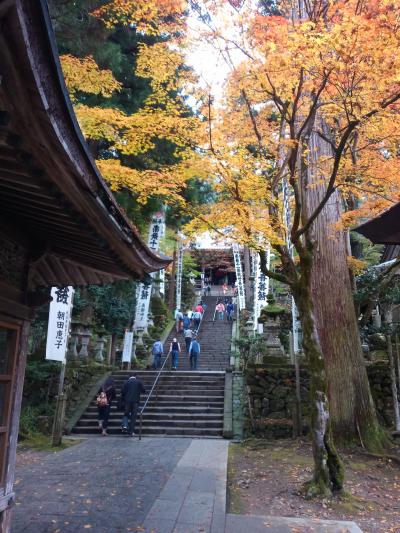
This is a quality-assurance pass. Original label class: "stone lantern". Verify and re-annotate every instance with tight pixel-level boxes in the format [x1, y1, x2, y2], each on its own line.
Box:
[94, 327, 107, 362]
[68, 319, 82, 358]
[258, 294, 285, 357]
[79, 324, 92, 358]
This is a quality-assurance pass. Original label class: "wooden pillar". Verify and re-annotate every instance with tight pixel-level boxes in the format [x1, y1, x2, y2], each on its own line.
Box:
[1, 320, 30, 533]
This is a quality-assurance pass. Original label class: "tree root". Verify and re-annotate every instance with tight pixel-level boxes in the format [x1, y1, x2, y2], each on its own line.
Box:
[357, 449, 400, 466]
[299, 480, 332, 500]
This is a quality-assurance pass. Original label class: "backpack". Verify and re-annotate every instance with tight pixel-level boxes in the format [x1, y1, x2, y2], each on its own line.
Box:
[152, 341, 163, 355]
[96, 390, 108, 407]
[190, 341, 200, 355]
[183, 316, 191, 329]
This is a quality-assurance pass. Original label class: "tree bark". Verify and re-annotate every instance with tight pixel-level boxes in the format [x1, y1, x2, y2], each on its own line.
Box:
[387, 335, 400, 432]
[303, 129, 386, 450]
[109, 332, 117, 366]
[293, 273, 344, 496]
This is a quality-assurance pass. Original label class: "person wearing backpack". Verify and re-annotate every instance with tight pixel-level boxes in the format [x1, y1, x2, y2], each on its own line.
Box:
[226, 301, 234, 321]
[151, 338, 164, 369]
[97, 377, 116, 436]
[189, 337, 201, 370]
[184, 327, 193, 353]
[182, 313, 191, 330]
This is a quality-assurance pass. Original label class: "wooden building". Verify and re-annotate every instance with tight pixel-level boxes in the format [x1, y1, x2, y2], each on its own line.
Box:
[356, 202, 400, 246]
[0, 1, 169, 529]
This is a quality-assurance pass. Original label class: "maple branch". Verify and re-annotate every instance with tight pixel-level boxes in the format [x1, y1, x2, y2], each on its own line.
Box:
[207, 92, 215, 153]
[259, 249, 290, 285]
[295, 89, 400, 240]
[241, 89, 263, 149]
[296, 69, 332, 141]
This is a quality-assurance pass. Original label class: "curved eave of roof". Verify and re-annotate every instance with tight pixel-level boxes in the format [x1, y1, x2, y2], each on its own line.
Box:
[1, 0, 170, 282]
[355, 203, 400, 245]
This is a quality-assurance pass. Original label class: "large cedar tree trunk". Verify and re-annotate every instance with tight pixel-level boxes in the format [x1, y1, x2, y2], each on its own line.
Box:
[303, 131, 385, 449]
[293, 266, 344, 496]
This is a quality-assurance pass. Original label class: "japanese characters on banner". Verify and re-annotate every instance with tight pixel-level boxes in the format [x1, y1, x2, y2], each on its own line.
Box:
[147, 212, 165, 252]
[159, 268, 165, 296]
[134, 212, 165, 330]
[232, 243, 246, 310]
[175, 244, 184, 311]
[46, 286, 74, 362]
[122, 330, 134, 363]
[253, 248, 270, 331]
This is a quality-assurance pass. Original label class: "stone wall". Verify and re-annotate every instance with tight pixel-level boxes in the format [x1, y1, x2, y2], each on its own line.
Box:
[232, 372, 246, 439]
[243, 362, 398, 439]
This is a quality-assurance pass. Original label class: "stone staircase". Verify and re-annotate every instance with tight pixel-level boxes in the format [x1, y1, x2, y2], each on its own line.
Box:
[71, 296, 233, 437]
[72, 370, 225, 437]
[170, 295, 233, 371]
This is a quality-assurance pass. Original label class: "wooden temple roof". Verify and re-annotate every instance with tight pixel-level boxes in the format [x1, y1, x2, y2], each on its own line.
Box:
[356, 203, 400, 246]
[0, 0, 170, 289]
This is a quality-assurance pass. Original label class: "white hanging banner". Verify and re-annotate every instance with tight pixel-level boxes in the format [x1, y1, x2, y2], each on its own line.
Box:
[134, 212, 165, 330]
[122, 330, 134, 363]
[133, 282, 152, 329]
[159, 268, 165, 296]
[147, 212, 164, 252]
[176, 244, 184, 311]
[253, 248, 270, 330]
[46, 286, 74, 362]
[232, 243, 246, 310]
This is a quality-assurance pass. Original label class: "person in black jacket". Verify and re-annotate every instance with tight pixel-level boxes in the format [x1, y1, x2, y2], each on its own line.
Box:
[121, 374, 146, 436]
[97, 377, 116, 436]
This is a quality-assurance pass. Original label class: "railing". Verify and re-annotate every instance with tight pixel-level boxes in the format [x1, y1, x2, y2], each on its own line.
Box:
[139, 305, 207, 439]
[138, 351, 170, 440]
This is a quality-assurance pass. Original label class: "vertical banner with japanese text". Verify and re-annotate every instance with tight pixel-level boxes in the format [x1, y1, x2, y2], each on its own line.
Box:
[232, 243, 246, 310]
[175, 244, 184, 311]
[46, 286, 74, 362]
[253, 248, 270, 331]
[122, 330, 134, 363]
[134, 212, 165, 330]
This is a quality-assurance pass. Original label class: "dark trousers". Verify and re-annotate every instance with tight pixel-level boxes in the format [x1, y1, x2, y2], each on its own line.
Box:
[153, 353, 162, 369]
[98, 404, 111, 429]
[185, 337, 192, 352]
[190, 353, 198, 370]
[122, 401, 139, 434]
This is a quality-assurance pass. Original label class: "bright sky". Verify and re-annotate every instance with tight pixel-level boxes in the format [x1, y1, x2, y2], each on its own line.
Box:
[185, 2, 247, 103]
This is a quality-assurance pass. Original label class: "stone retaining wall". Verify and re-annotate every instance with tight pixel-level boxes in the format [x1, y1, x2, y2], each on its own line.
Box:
[244, 362, 398, 438]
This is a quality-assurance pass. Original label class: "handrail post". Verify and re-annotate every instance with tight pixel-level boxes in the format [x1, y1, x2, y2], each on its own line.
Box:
[139, 412, 143, 441]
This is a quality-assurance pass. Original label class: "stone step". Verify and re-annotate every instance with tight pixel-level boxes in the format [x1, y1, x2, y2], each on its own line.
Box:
[78, 417, 223, 428]
[72, 426, 223, 437]
[72, 298, 232, 438]
[86, 405, 224, 414]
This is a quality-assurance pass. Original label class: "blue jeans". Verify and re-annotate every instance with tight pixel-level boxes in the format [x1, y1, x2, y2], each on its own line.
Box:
[218, 311, 224, 320]
[153, 353, 162, 369]
[171, 350, 179, 369]
[190, 353, 198, 370]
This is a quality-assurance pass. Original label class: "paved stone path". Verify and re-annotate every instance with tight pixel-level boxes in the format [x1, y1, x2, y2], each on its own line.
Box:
[12, 437, 363, 533]
[225, 514, 363, 533]
[13, 437, 190, 533]
[143, 439, 228, 533]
